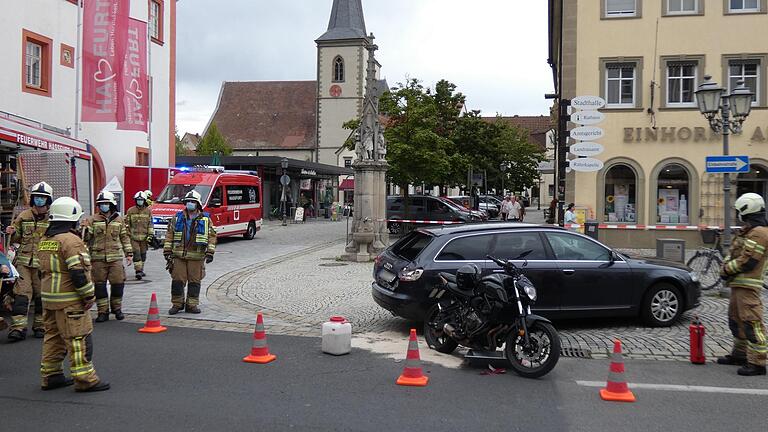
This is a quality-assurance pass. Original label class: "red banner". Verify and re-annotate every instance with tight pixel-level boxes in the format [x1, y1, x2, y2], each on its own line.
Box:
[81, 0, 130, 122]
[118, 18, 149, 131]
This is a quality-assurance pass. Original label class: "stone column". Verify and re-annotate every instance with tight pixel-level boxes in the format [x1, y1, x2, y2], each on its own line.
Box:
[344, 160, 388, 262]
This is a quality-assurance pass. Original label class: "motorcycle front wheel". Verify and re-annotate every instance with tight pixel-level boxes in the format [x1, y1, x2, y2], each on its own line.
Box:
[504, 321, 560, 379]
[423, 305, 459, 354]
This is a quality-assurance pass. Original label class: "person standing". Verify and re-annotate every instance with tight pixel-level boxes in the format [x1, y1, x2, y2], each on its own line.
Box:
[718, 193, 768, 376]
[507, 195, 523, 222]
[564, 203, 577, 230]
[125, 191, 152, 280]
[39, 197, 109, 392]
[164, 191, 216, 314]
[547, 198, 558, 224]
[5, 182, 53, 341]
[83, 191, 133, 322]
[500, 196, 510, 221]
[143, 189, 154, 206]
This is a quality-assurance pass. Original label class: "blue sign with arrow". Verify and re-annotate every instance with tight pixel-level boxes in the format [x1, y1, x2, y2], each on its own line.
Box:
[705, 155, 749, 173]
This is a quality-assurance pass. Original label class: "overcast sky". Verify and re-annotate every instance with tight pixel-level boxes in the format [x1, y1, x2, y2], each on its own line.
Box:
[176, 0, 553, 135]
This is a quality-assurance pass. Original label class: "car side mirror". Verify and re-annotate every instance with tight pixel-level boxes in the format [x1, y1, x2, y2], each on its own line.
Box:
[209, 198, 222, 208]
[598, 252, 617, 269]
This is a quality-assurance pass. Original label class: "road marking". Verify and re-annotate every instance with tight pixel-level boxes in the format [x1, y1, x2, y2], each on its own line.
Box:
[576, 380, 768, 396]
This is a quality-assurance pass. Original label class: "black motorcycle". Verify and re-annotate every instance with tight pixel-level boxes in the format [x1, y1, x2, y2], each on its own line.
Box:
[424, 252, 561, 378]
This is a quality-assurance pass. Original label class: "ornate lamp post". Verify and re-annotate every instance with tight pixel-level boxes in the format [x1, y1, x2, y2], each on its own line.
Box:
[280, 158, 289, 226]
[695, 76, 754, 251]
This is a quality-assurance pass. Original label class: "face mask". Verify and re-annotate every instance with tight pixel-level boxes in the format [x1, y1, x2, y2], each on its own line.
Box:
[99, 204, 111, 213]
[186, 202, 198, 212]
[33, 197, 47, 207]
[136, 199, 145, 207]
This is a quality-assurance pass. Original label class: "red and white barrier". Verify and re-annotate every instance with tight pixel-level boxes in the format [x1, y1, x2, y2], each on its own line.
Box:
[563, 223, 740, 231]
[387, 219, 464, 225]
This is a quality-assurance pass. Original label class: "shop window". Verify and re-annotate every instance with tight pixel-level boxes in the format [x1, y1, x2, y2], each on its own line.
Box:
[604, 164, 637, 222]
[136, 147, 150, 166]
[22, 30, 52, 97]
[605, 0, 639, 17]
[333, 56, 345, 82]
[657, 163, 690, 224]
[149, 0, 163, 44]
[736, 164, 768, 203]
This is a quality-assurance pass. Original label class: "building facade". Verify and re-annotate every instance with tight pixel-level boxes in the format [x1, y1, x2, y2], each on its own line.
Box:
[549, 0, 768, 247]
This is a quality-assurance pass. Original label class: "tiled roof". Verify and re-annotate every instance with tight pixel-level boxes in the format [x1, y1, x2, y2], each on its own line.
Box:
[208, 81, 317, 151]
[316, 0, 367, 41]
[483, 115, 553, 149]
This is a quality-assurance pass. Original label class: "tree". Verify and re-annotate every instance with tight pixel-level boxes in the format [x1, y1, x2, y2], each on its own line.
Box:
[196, 122, 233, 156]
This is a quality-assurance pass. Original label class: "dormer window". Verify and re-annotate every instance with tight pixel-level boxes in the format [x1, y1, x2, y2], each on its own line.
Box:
[333, 56, 345, 82]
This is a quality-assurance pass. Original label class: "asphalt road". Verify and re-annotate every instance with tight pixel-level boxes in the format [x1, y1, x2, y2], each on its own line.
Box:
[1, 323, 766, 431]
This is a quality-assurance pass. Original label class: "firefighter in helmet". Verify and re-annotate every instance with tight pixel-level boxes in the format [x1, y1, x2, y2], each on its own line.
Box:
[163, 190, 216, 314]
[5, 181, 53, 341]
[82, 191, 132, 322]
[144, 189, 154, 206]
[718, 192, 768, 376]
[126, 191, 152, 280]
[39, 197, 109, 392]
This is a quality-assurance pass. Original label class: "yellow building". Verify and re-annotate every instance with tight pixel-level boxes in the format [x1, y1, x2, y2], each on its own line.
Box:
[549, 0, 768, 247]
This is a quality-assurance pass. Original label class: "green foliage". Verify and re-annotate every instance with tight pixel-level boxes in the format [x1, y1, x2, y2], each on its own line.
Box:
[196, 122, 233, 156]
[341, 119, 361, 151]
[174, 128, 189, 157]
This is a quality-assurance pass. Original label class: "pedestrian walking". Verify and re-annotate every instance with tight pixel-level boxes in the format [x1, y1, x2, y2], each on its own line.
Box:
[39, 197, 109, 392]
[164, 191, 216, 314]
[5, 182, 53, 341]
[125, 191, 152, 280]
[717, 193, 768, 376]
[547, 198, 558, 224]
[500, 196, 510, 221]
[82, 191, 133, 322]
[564, 203, 577, 230]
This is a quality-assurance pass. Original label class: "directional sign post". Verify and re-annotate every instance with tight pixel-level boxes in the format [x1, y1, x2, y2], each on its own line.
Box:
[705, 155, 749, 173]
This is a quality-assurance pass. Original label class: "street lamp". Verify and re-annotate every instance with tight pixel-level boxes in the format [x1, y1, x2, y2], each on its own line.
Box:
[695, 76, 754, 251]
[499, 162, 507, 196]
[281, 158, 289, 226]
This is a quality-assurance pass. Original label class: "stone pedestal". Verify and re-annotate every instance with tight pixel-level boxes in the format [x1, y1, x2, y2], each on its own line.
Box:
[344, 160, 389, 262]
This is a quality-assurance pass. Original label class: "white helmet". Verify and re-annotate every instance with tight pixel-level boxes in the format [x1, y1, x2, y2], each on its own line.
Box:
[144, 190, 153, 199]
[134, 191, 147, 200]
[96, 191, 118, 206]
[48, 197, 83, 222]
[734, 193, 765, 220]
[183, 190, 203, 208]
[30, 181, 53, 206]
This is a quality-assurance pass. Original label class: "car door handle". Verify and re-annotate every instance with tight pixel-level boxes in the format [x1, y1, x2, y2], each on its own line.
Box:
[561, 269, 575, 275]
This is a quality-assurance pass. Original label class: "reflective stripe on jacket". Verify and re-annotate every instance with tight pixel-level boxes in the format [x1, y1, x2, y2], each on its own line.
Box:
[83, 213, 133, 262]
[11, 208, 49, 268]
[164, 211, 216, 260]
[126, 205, 152, 241]
[723, 226, 768, 291]
[38, 232, 94, 310]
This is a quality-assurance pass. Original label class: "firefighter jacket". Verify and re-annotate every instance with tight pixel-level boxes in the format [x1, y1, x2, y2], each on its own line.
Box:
[38, 232, 94, 310]
[164, 210, 216, 260]
[126, 205, 152, 241]
[83, 213, 133, 262]
[722, 225, 768, 291]
[10, 207, 49, 268]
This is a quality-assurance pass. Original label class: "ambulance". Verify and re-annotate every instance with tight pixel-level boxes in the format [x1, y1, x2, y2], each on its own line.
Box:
[151, 166, 263, 242]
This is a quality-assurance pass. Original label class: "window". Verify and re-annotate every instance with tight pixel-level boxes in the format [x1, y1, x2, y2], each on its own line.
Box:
[391, 231, 434, 261]
[729, 60, 760, 105]
[149, 0, 163, 43]
[729, 0, 760, 12]
[427, 198, 450, 215]
[605, 0, 638, 17]
[210, 187, 223, 204]
[492, 232, 548, 260]
[344, 157, 352, 168]
[544, 232, 612, 261]
[606, 63, 636, 106]
[333, 56, 345, 82]
[387, 197, 403, 211]
[22, 30, 52, 96]
[436, 234, 493, 261]
[604, 164, 637, 222]
[667, 0, 698, 13]
[657, 164, 690, 224]
[226, 185, 260, 205]
[666, 62, 697, 105]
[136, 147, 150, 166]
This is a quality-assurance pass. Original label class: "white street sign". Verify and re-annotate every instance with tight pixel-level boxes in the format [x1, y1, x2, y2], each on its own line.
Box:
[569, 158, 604, 172]
[570, 110, 605, 125]
[570, 126, 605, 141]
[569, 142, 604, 157]
[571, 95, 606, 111]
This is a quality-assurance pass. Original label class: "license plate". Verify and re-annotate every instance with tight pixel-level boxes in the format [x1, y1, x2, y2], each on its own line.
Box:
[379, 269, 397, 284]
[154, 229, 166, 239]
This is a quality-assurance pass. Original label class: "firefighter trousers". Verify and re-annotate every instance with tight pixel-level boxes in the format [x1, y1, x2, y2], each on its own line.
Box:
[170, 258, 205, 308]
[92, 260, 126, 314]
[131, 240, 148, 273]
[728, 286, 767, 366]
[40, 305, 101, 390]
[10, 264, 43, 332]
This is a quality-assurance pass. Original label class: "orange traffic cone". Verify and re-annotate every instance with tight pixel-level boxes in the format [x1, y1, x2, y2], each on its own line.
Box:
[138, 292, 167, 334]
[243, 313, 276, 364]
[600, 339, 636, 402]
[396, 328, 429, 387]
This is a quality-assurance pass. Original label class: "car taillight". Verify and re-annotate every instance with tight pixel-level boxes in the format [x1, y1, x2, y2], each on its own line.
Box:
[374, 254, 382, 265]
[399, 268, 424, 281]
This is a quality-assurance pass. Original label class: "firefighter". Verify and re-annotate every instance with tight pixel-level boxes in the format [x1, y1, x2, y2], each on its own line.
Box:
[83, 191, 133, 322]
[39, 197, 109, 392]
[126, 191, 152, 280]
[144, 189, 154, 206]
[164, 190, 216, 314]
[5, 181, 53, 341]
[718, 192, 768, 376]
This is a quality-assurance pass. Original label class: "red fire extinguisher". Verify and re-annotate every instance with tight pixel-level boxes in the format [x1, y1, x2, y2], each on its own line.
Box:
[690, 315, 706, 364]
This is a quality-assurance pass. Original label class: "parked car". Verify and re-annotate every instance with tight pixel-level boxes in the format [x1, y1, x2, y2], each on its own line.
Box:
[372, 223, 701, 327]
[438, 197, 488, 221]
[446, 195, 499, 219]
[386, 195, 479, 234]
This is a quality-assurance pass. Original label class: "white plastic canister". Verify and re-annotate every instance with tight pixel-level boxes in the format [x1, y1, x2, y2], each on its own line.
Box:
[322, 316, 352, 355]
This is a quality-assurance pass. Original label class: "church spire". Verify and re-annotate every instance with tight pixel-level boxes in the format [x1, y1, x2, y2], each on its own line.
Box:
[316, 0, 367, 41]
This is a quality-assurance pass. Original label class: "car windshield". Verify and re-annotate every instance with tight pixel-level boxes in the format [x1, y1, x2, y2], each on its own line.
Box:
[157, 184, 213, 204]
[391, 231, 434, 261]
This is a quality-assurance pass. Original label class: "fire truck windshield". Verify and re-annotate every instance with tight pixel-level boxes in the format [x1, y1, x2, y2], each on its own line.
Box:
[157, 184, 213, 204]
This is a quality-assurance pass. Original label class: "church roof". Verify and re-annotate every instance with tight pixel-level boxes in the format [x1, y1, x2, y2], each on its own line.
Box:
[208, 81, 317, 151]
[316, 0, 367, 41]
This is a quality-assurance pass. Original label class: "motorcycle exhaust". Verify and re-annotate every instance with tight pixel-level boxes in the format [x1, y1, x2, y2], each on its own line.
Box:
[443, 323, 456, 338]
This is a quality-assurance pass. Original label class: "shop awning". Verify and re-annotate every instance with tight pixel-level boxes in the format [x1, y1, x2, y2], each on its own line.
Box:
[339, 179, 355, 190]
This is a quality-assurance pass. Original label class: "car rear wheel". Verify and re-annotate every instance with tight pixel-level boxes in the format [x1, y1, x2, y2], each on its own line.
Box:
[243, 221, 257, 240]
[641, 283, 682, 327]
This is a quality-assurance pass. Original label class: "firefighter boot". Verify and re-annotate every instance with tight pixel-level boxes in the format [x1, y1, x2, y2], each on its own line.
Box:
[185, 282, 202, 314]
[33, 328, 45, 338]
[41, 374, 74, 391]
[737, 364, 767, 376]
[32, 295, 44, 337]
[169, 280, 185, 314]
[76, 380, 111, 392]
[94, 283, 109, 322]
[717, 354, 748, 365]
[110, 284, 125, 320]
[135, 271, 142, 280]
[7, 328, 26, 342]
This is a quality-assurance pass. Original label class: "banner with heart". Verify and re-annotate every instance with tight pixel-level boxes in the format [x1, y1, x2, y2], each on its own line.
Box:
[118, 18, 149, 132]
[82, 0, 130, 123]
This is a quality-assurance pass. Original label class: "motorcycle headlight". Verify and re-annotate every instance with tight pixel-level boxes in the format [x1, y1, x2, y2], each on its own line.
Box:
[523, 284, 537, 301]
[399, 268, 424, 282]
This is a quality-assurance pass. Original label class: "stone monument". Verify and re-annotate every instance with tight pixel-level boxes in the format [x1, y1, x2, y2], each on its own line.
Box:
[344, 34, 388, 262]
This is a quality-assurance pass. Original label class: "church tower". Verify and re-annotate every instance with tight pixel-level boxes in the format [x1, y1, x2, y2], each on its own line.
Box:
[315, 0, 378, 167]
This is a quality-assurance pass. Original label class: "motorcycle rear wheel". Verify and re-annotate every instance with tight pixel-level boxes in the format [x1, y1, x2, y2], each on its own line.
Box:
[423, 305, 459, 354]
[504, 321, 560, 379]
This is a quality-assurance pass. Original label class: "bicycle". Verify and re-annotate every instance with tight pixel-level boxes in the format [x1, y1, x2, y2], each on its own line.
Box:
[686, 229, 724, 291]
